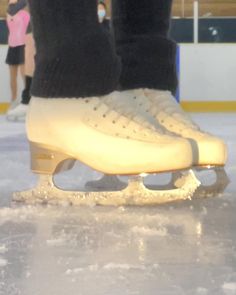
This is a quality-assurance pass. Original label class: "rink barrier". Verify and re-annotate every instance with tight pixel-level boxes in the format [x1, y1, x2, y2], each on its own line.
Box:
[180, 101, 236, 112]
[1, 101, 236, 114]
[0, 103, 9, 114]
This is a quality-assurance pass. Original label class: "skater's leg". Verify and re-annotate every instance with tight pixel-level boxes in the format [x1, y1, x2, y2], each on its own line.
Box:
[25, 0, 193, 174]
[13, 0, 197, 204]
[112, 0, 227, 194]
[29, 0, 120, 98]
[19, 64, 25, 85]
[112, 0, 177, 93]
[6, 76, 31, 121]
[87, 0, 178, 191]
[9, 65, 18, 101]
[21, 30, 35, 105]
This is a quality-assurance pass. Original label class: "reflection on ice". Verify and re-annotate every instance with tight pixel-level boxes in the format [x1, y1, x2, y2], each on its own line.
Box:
[0, 201, 236, 295]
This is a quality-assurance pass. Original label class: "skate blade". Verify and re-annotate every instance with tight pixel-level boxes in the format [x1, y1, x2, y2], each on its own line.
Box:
[194, 166, 230, 197]
[13, 170, 200, 206]
[148, 167, 229, 198]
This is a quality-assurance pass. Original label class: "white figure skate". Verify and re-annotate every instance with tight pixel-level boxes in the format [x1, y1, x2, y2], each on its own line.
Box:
[86, 89, 228, 198]
[6, 103, 28, 122]
[13, 92, 200, 206]
[142, 89, 229, 197]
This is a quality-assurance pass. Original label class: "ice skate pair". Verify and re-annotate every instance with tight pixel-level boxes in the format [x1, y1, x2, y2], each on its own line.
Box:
[13, 89, 227, 206]
[14, 91, 201, 205]
[13, 0, 227, 205]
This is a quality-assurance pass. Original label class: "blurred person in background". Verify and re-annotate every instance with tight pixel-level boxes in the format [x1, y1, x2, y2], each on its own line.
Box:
[5, 0, 30, 111]
[7, 19, 35, 121]
[98, 1, 110, 31]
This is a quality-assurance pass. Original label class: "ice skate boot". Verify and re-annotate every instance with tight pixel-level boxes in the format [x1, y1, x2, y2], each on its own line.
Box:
[110, 0, 226, 198]
[141, 89, 229, 197]
[6, 103, 28, 122]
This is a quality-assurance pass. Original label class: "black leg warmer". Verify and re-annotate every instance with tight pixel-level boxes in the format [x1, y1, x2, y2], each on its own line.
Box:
[28, 0, 121, 98]
[112, 0, 177, 94]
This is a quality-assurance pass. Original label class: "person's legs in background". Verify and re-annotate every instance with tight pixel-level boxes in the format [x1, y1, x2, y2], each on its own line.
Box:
[19, 63, 25, 83]
[6, 43, 26, 118]
[7, 31, 35, 121]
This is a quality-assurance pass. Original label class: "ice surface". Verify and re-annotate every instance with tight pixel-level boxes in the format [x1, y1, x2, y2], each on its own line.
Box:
[0, 114, 236, 295]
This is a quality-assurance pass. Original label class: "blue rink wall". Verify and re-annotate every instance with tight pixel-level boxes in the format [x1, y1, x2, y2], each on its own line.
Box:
[1, 44, 236, 113]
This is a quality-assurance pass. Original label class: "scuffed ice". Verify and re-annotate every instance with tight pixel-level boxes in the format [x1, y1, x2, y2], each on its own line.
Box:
[0, 258, 8, 267]
[0, 114, 236, 295]
[0, 245, 8, 254]
[222, 283, 236, 295]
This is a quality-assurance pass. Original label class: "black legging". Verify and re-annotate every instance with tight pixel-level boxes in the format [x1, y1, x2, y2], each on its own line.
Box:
[28, 0, 177, 99]
[112, 0, 177, 93]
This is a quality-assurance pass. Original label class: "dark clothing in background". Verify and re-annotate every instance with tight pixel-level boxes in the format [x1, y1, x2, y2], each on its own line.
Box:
[5, 45, 25, 65]
[100, 19, 110, 32]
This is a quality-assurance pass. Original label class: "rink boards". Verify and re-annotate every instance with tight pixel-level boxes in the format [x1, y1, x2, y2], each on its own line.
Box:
[179, 44, 236, 112]
[1, 44, 236, 113]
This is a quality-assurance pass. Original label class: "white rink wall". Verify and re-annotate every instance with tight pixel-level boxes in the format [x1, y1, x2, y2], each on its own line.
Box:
[1, 43, 236, 105]
[179, 44, 236, 102]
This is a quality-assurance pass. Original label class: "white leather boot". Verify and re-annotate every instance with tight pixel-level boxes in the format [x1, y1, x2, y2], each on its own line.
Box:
[126, 88, 228, 197]
[26, 93, 193, 175]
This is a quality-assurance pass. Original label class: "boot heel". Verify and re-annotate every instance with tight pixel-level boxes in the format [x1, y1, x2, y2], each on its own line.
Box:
[30, 141, 76, 175]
